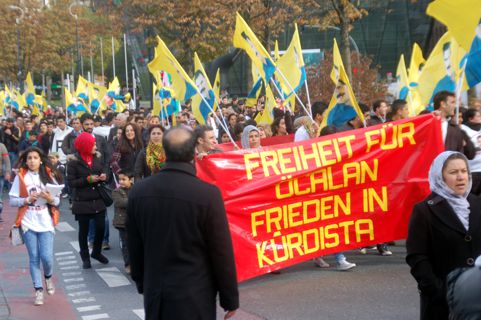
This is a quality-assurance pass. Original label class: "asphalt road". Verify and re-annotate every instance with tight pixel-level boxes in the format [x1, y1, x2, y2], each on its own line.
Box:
[0, 196, 419, 320]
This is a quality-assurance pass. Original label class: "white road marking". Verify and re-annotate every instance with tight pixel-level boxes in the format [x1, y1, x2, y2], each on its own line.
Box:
[81, 314, 109, 320]
[62, 272, 82, 277]
[64, 277, 84, 283]
[95, 267, 130, 287]
[55, 221, 76, 232]
[70, 241, 80, 252]
[60, 265, 80, 270]
[59, 260, 77, 266]
[72, 297, 96, 304]
[77, 305, 102, 312]
[133, 309, 145, 320]
[68, 290, 91, 297]
[56, 255, 76, 261]
[66, 284, 87, 290]
[55, 251, 74, 256]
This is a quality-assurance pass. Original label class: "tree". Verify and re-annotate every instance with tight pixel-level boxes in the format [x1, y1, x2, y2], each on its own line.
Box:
[310, 0, 367, 80]
[0, 0, 43, 84]
[123, 0, 319, 69]
[300, 50, 386, 108]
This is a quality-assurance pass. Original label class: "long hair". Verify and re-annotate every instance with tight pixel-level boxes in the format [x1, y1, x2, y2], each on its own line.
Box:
[17, 147, 63, 185]
[118, 123, 144, 154]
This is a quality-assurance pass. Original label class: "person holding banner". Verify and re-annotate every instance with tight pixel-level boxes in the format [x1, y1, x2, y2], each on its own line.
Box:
[366, 100, 388, 126]
[461, 109, 481, 196]
[433, 91, 475, 160]
[406, 151, 481, 320]
[387, 99, 410, 122]
[241, 125, 261, 149]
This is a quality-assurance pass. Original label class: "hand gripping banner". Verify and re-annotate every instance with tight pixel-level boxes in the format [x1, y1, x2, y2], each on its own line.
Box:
[197, 115, 444, 281]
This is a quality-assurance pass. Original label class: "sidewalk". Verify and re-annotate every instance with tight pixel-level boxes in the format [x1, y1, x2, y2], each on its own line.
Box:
[0, 200, 77, 320]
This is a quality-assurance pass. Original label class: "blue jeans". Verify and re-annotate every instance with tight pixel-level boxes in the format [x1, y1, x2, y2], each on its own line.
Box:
[88, 214, 109, 244]
[22, 229, 54, 290]
[0, 176, 4, 195]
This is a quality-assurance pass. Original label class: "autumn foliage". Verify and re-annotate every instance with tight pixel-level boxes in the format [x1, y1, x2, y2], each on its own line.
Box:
[300, 50, 387, 107]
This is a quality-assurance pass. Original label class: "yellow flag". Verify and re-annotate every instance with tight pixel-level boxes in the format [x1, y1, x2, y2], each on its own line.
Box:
[65, 88, 90, 116]
[396, 54, 410, 100]
[246, 60, 263, 107]
[407, 43, 426, 114]
[275, 24, 306, 98]
[0, 91, 5, 116]
[417, 32, 466, 109]
[153, 82, 162, 118]
[75, 76, 90, 105]
[408, 43, 425, 84]
[397, 54, 417, 115]
[233, 12, 276, 83]
[88, 82, 107, 114]
[100, 77, 126, 113]
[427, 0, 481, 52]
[24, 72, 36, 107]
[148, 36, 197, 102]
[212, 68, 221, 107]
[25, 72, 35, 94]
[322, 39, 365, 128]
[14, 89, 26, 110]
[274, 40, 281, 62]
[192, 52, 216, 125]
[255, 86, 275, 125]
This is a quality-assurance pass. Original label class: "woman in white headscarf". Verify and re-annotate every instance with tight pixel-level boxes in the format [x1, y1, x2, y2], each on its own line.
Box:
[241, 125, 261, 149]
[406, 151, 481, 320]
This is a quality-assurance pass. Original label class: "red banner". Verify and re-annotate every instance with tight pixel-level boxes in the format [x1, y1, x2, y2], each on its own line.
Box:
[197, 115, 444, 281]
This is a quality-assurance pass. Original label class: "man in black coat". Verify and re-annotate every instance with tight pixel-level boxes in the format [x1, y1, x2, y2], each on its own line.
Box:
[63, 114, 110, 171]
[127, 126, 239, 320]
[433, 90, 475, 159]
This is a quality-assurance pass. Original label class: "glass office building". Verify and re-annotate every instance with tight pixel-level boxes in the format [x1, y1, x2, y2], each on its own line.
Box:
[224, 0, 434, 96]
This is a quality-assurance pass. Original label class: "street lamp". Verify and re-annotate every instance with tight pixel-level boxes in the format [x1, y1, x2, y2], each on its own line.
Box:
[9, 5, 25, 92]
[69, 2, 82, 83]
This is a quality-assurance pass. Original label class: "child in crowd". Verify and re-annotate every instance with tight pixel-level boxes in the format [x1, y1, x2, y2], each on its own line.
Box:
[112, 170, 133, 274]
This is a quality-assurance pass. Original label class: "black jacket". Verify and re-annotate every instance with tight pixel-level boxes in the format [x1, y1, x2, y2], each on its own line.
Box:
[366, 115, 384, 127]
[134, 148, 153, 181]
[1, 126, 20, 153]
[118, 144, 141, 174]
[406, 193, 481, 320]
[445, 122, 475, 160]
[40, 132, 55, 154]
[67, 153, 107, 215]
[127, 162, 239, 319]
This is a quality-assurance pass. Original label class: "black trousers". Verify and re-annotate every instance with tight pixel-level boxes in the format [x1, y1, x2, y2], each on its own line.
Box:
[118, 228, 129, 267]
[77, 211, 106, 254]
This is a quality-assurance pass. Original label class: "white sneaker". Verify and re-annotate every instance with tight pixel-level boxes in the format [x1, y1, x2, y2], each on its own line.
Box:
[314, 257, 330, 268]
[34, 290, 44, 306]
[336, 259, 356, 271]
[380, 249, 393, 256]
[45, 277, 55, 295]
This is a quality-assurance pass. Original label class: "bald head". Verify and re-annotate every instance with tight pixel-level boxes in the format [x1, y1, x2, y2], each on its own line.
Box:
[163, 126, 196, 162]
